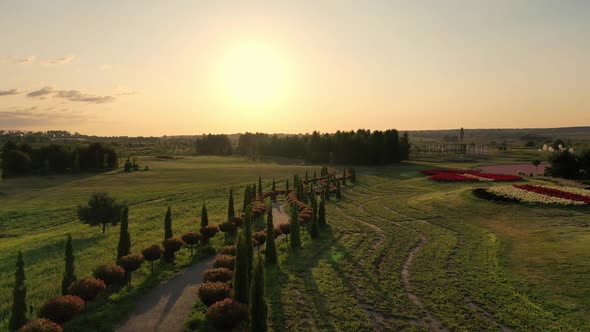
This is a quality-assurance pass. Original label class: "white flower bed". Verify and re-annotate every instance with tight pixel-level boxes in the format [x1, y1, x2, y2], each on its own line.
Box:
[486, 185, 586, 206]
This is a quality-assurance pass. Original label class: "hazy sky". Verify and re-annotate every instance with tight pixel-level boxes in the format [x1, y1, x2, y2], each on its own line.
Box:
[1, 1, 589, 136]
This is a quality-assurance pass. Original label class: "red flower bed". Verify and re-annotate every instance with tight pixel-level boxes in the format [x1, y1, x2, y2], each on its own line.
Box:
[422, 169, 521, 182]
[514, 185, 590, 205]
[428, 173, 478, 182]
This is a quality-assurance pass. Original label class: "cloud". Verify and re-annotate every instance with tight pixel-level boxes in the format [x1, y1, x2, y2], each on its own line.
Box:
[99, 64, 113, 71]
[54, 90, 115, 103]
[15, 56, 36, 64]
[0, 89, 20, 96]
[42, 55, 75, 65]
[27, 86, 55, 97]
[0, 106, 88, 127]
[114, 86, 137, 96]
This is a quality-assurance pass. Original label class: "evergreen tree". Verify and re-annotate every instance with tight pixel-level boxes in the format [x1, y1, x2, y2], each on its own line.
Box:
[117, 205, 131, 261]
[232, 232, 250, 303]
[342, 169, 346, 185]
[310, 197, 319, 238]
[61, 234, 76, 295]
[285, 179, 289, 192]
[265, 207, 278, 265]
[164, 207, 173, 239]
[336, 181, 342, 199]
[9, 251, 27, 331]
[244, 207, 254, 280]
[201, 202, 209, 228]
[272, 178, 276, 191]
[305, 171, 308, 181]
[249, 255, 267, 332]
[290, 207, 301, 250]
[251, 184, 257, 200]
[318, 198, 327, 228]
[460, 127, 465, 141]
[258, 176, 263, 196]
[314, 170, 317, 179]
[243, 185, 250, 212]
[228, 189, 235, 220]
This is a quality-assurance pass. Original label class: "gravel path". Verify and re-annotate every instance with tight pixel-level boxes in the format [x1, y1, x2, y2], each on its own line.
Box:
[116, 203, 289, 332]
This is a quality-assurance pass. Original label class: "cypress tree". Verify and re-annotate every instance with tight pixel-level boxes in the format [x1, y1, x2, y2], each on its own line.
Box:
[251, 184, 257, 201]
[61, 234, 76, 295]
[265, 207, 278, 265]
[244, 207, 254, 280]
[285, 179, 289, 192]
[336, 181, 342, 199]
[232, 232, 250, 303]
[342, 169, 347, 185]
[164, 207, 173, 239]
[201, 202, 209, 228]
[243, 185, 250, 212]
[117, 205, 131, 261]
[305, 171, 308, 181]
[290, 207, 301, 250]
[9, 251, 27, 331]
[249, 255, 267, 332]
[310, 198, 319, 238]
[318, 198, 327, 228]
[313, 170, 317, 179]
[272, 178, 276, 191]
[258, 176, 263, 196]
[228, 188, 235, 220]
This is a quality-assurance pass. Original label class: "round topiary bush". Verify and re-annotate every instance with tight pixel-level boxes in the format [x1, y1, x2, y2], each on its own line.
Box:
[18, 318, 63, 332]
[197, 282, 231, 306]
[92, 265, 126, 285]
[212, 254, 235, 270]
[181, 232, 201, 247]
[218, 221, 237, 234]
[219, 245, 236, 256]
[278, 222, 291, 235]
[118, 254, 145, 283]
[229, 216, 244, 227]
[206, 298, 248, 329]
[200, 225, 219, 245]
[202, 267, 233, 283]
[38, 295, 85, 324]
[274, 227, 283, 238]
[162, 237, 184, 252]
[252, 231, 266, 247]
[67, 277, 106, 301]
[141, 245, 162, 272]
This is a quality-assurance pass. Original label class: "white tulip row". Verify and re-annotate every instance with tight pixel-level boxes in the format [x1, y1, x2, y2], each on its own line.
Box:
[486, 185, 586, 206]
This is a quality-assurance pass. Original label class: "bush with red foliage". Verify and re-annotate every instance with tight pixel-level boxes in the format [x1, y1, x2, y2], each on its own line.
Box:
[202, 267, 233, 283]
[198, 282, 232, 306]
[181, 232, 201, 247]
[199, 225, 219, 245]
[67, 277, 106, 301]
[213, 254, 235, 270]
[38, 295, 85, 324]
[515, 184, 590, 204]
[141, 245, 162, 272]
[218, 221, 237, 234]
[92, 265, 126, 285]
[273, 227, 283, 238]
[422, 169, 522, 182]
[278, 222, 291, 235]
[252, 231, 266, 247]
[18, 318, 63, 332]
[206, 298, 248, 329]
[219, 245, 236, 256]
[118, 254, 145, 283]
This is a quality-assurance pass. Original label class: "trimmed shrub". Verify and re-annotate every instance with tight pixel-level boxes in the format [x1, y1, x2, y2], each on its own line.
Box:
[229, 216, 244, 227]
[200, 225, 219, 245]
[162, 237, 184, 263]
[18, 318, 63, 332]
[206, 298, 248, 329]
[252, 231, 266, 247]
[213, 255, 235, 270]
[218, 221, 237, 234]
[278, 222, 291, 235]
[92, 265, 126, 285]
[67, 278, 106, 301]
[118, 254, 145, 283]
[181, 232, 201, 246]
[198, 282, 231, 306]
[38, 295, 84, 324]
[219, 245, 236, 256]
[141, 245, 162, 273]
[202, 268, 233, 283]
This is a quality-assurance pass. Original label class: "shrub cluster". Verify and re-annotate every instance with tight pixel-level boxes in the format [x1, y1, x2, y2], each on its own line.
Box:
[67, 277, 106, 301]
[198, 282, 232, 306]
[38, 295, 85, 324]
[18, 318, 63, 332]
[205, 298, 248, 329]
[219, 245, 236, 256]
[212, 255, 235, 270]
[92, 265, 126, 285]
[202, 268, 233, 283]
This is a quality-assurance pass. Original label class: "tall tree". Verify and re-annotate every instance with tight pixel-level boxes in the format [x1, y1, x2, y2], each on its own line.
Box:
[318, 198, 326, 228]
[265, 207, 278, 265]
[228, 189, 235, 220]
[243, 185, 250, 212]
[310, 198, 319, 238]
[77, 192, 122, 233]
[460, 127, 464, 141]
[164, 207, 173, 239]
[258, 176, 263, 196]
[342, 169, 346, 185]
[232, 232, 250, 303]
[249, 255, 268, 332]
[9, 251, 27, 331]
[290, 207, 301, 250]
[61, 234, 76, 295]
[244, 207, 254, 280]
[201, 202, 209, 228]
[117, 205, 131, 261]
[336, 181, 342, 199]
[285, 179, 289, 192]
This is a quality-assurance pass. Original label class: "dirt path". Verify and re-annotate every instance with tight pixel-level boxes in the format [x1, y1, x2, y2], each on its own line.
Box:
[117, 204, 290, 332]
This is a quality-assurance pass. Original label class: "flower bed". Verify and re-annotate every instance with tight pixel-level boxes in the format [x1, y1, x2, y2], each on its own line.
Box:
[478, 184, 590, 206]
[422, 169, 521, 182]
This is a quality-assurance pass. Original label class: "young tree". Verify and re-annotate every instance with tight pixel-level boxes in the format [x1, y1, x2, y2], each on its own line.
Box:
[201, 202, 209, 228]
[141, 245, 162, 273]
[258, 176, 263, 196]
[310, 198, 319, 238]
[232, 232, 250, 304]
[117, 205, 131, 262]
[285, 179, 289, 192]
[532, 160, 541, 176]
[9, 251, 27, 331]
[243, 185, 250, 212]
[77, 192, 122, 233]
[228, 189, 235, 220]
[61, 234, 76, 295]
[342, 169, 346, 185]
[318, 198, 326, 228]
[460, 127, 465, 141]
[244, 207, 254, 280]
[290, 207, 301, 250]
[265, 208, 278, 265]
[249, 255, 267, 332]
[164, 207, 173, 239]
[336, 181, 342, 199]
[271, 178, 277, 201]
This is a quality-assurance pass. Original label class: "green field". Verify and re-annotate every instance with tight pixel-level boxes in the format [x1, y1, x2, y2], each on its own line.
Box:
[1, 156, 589, 331]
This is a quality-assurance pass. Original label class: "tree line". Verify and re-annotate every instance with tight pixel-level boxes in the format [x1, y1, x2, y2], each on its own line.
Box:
[238, 129, 410, 164]
[1, 141, 118, 178]
[193, 134, 233, 155]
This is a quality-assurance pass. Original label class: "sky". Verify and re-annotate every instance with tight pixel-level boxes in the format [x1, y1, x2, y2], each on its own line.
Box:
[1, 0, 589, 136]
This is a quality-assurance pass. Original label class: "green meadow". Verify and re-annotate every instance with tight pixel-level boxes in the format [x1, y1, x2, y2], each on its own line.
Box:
[1, 156, 589, 331]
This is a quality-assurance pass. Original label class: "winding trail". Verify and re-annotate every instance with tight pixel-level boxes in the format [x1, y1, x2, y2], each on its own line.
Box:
[116, 204, 290, 332]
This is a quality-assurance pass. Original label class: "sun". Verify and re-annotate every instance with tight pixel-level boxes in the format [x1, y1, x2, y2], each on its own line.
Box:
[219, 42, 289, 107]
